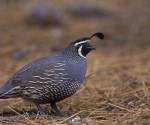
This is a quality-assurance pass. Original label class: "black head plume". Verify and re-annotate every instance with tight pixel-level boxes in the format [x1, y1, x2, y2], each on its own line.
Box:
[89, 32, 104, 40]
[73, 32, 104, 46]
[63, 32, 104, 58]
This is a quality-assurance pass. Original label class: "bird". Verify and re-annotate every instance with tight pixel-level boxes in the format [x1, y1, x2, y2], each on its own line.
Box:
[0, 32, 104, 116]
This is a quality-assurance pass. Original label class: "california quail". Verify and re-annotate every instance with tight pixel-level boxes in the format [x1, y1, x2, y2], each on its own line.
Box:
[0, 32, 104, 116]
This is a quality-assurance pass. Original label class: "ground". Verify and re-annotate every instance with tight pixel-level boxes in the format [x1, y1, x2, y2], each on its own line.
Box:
[0, 0, 150, 125]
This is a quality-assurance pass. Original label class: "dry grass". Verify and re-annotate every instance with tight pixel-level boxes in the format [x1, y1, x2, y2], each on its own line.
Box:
[0, 0, 150, 125]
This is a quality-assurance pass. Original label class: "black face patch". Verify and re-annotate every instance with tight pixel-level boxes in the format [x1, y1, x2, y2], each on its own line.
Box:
[76, 42, 95, 57]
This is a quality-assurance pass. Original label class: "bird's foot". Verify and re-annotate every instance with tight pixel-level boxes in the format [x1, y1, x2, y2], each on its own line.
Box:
[37, 110, 47, 116]
[35, 104, 48, 118]
[36, 110, 49, 119]
[50, 103, 69, 117]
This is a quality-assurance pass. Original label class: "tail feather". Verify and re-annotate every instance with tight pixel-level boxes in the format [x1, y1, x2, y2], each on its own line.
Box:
[0, 84, 21, 99]
[0, 81, 15, 99]
[0, 84, 12, 99]
[0, 86, 7, 99]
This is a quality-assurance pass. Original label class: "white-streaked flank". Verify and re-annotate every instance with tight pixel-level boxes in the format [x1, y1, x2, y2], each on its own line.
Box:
[74, 40, 90, 46]
[78, 45, 86, 59]
[1, 86, 20, 96]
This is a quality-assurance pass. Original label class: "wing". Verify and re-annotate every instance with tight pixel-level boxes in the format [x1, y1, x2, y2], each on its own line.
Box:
[8, 55, 69, 88]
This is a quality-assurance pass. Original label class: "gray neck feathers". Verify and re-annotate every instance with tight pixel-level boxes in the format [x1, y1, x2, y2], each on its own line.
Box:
[62, 45, 85, 61]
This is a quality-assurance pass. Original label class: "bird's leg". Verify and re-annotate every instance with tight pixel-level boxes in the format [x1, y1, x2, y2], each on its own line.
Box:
[35, 104, 46, 116]
[50, 103, 68, 116]
[50, 103, 62, 115]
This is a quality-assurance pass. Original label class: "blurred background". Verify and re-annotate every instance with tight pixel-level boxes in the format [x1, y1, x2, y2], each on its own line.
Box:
[0, 0, 150, 125]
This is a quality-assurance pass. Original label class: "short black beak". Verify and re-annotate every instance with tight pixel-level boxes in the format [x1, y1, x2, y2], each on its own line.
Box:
[87, 43, 96, 50]
[88, 46, 96, 50]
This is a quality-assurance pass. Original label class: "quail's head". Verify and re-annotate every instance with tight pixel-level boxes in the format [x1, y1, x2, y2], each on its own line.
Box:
[64, 32, 104, 58]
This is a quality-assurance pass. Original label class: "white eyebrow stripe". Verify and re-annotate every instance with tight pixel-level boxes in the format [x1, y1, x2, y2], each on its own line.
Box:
[74, 40, 90, 46]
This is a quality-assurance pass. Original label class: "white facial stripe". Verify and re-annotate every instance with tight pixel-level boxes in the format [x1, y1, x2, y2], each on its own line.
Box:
[78, 45, 86, 59]
[74, 40, 90, 46]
